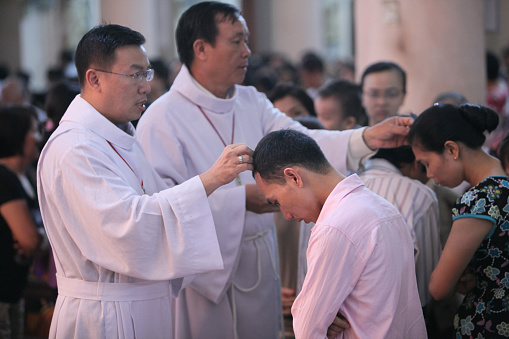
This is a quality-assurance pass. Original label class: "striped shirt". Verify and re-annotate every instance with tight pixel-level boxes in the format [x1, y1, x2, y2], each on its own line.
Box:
[358, 158, 442, 306]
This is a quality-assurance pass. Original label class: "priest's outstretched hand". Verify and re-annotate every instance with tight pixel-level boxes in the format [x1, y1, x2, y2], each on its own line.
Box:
[200, 143, 253, 196]
[362, 116, 413, 150]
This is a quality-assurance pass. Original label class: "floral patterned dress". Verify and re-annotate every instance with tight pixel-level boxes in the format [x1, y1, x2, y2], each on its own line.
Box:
[452, 176, 509, 338]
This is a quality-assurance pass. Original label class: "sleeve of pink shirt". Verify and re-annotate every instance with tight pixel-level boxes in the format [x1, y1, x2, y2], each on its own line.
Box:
[291, 224, 365, 338]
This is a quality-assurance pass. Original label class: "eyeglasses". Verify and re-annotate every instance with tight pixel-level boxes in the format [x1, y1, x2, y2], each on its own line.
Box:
[31, 120, 45, 143]
[363, 88, 402, 100]
[93, 68, 154, 82]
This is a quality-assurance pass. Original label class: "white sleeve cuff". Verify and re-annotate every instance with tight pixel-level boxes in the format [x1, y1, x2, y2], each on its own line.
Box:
[347, 127, 375, 172]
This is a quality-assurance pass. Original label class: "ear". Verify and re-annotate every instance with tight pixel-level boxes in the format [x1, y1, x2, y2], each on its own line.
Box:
[444, 140, 460, 160]
[283, 167, 304, 188]
[85, 69, 101, 92]
[193, 39, 207, 62]
[342, 116, 357, 130]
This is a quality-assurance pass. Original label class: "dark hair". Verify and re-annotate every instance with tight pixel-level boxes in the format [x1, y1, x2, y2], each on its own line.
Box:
[268, 83, 316, 116]
[295, 116, 324, 130]
[433, 91, 468, 106]
[150, 58, 171, 88]
[0, 64, 9, 81]
[317, 80, 367, 126]
[45, 80, 80, 123]
[498, 132, 509, 172]
[75, 24, 146, 87]
[371, 146, 415, 169]
[408, 103, 499, 152]
[486, 51, 500, 81]
[176, 1, 241, 70]
[301, 52, 324, 73]
[360, 61, 406, 94]
[0, 105, 37, 157]
[253, 129, 331, 184]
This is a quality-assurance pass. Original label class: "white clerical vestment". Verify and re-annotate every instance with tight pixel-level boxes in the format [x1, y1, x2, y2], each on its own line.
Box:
[37, 95, 223, 339]
[136, 65, 366, 339]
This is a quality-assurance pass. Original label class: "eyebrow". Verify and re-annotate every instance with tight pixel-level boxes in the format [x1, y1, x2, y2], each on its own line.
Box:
[130, 63, 151, 71]
[231, 30, 249, 39]
[366, 86, 400, 90]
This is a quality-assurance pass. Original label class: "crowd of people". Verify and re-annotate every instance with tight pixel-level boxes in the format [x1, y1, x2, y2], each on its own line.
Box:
[1, 1, 509, 338]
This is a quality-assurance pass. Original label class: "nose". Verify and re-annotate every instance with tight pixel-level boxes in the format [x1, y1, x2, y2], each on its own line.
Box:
[243, 42, 251, 57]
[426, 170, 433, 179]
[375, 95, 388, 105]
[140, 79, 151, 94]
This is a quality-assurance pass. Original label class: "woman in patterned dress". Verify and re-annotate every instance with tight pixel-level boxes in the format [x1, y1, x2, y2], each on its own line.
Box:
[409, 103, 509, 338]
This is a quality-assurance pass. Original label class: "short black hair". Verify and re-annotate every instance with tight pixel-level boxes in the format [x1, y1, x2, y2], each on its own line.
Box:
[295, 116, 324, 130]
[486, 51, 500, 81]
[268, 82, 316, 116]
[301, 52, 324, 73]
[0, 105, 37, 157]
[75, 24, 145, 87]
[371, 146, 415, 169]
[176, 1, 241, 70]
[360, 61, 406, 94]
[44, 80, 80, 123]
[498, 131, 509, 172]
[253, 129, 331, 184]
[150, 58, 171, 88]
[317, 80, 367, 126]
[408, 103, 498, 152]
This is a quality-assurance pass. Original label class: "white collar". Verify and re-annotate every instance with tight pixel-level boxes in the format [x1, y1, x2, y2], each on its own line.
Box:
[190, 74, 234, 99]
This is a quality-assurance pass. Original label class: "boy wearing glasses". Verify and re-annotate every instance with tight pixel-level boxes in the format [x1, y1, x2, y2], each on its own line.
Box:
[360, 61, 407, 126]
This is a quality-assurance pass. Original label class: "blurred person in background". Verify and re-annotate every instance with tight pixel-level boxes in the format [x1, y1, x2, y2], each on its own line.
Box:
[268, 82, 316, 119]
[147, 58, 171, 106]
[1, 75, 48, 124]
[360, 61, 406, 126]
[299, 51, 327, 100]
[0, 105, 43, 339]
[485, 51, 509, 155]
[42, 80, 80, 146]
[315, 80, 367, 131]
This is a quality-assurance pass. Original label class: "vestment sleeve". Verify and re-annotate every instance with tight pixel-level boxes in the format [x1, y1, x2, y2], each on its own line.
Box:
[38, 142, 223, 281]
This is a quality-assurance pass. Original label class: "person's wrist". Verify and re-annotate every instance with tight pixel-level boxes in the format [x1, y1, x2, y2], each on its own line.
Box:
[362, 127, 376, 151]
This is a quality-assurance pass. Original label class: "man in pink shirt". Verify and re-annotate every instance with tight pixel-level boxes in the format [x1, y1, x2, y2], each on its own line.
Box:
[253, 129, 426, 339]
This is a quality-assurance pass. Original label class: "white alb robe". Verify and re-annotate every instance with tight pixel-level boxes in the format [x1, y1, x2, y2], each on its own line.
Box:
[37, 96, 223, 339]
[136, 65, 370, 339]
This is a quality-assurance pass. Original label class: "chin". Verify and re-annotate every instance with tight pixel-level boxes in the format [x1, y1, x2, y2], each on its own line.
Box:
[236, 73, 247, 83]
